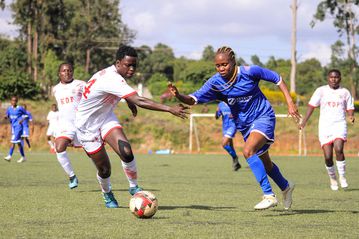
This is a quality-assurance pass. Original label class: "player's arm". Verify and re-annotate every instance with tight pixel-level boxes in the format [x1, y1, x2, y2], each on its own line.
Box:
[168, 82, 196, 105]
[347, 109, 355, 124]
[125, 93, 189, 119]
[215, 107, 221, 119]
[125, 100, 137, 117]
[299, 105, 315, 129]
[277, 80, 301, 123]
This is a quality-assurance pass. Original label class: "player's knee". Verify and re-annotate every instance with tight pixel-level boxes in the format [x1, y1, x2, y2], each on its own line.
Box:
[242, 147, 255, 159]
[118, 140, 134, 162]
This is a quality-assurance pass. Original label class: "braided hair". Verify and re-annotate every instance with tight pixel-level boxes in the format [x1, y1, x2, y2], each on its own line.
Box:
[216, 46, 236, 63]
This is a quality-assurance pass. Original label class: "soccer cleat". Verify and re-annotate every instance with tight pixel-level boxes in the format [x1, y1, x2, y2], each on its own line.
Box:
[103, 191, 119, 208]
[17, 157, 26, 163]
[339, 176, 348, 189]
[4, 155, 11, 162]
[69, 175, 79, 189]
[282, 181, 295, 210]
[254, 195, 278, 210]
[232, 157, 241, 171]
[330, 178, 339, 191]
[129, 185, 143, 195]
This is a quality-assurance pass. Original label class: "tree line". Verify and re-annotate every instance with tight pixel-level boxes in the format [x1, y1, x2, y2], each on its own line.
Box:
[0, 0, 358, 101]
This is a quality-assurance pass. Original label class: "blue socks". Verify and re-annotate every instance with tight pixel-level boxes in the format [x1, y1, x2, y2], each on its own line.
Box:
[268, 163, 289, 191]
[19, 143, 25, 157]
[9, 146, 15, 156]
[246, 154, 273, 195]
[223, 145, 237, 159]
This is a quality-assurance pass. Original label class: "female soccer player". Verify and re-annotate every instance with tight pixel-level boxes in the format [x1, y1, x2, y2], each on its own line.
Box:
[168, 46, 300, 210]
[75, 45, 188, 208]
[299, 69, 355, 190]
[215, 101, 241, 171]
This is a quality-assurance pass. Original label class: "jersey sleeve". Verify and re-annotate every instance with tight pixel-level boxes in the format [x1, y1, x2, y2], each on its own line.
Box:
[190, 78, 222, 104]
[308, 88, 321, 107]
[345, 89, 355, 110]
[247, 65, 282, 85]
[102, 74, 137, 99]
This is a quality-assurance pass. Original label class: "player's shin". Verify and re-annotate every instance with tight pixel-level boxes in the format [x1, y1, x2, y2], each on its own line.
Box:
[246, 154, 273, 195]
[121, 159, 138, 187]
[223, 145, 237, 159]
[267, 163, 289, 191]
[19, 143, 25, 157]
[56, 151, 75, 177]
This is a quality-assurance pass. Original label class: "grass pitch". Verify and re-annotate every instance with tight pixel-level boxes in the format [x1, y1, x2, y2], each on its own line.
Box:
[0, 152, 358, 239]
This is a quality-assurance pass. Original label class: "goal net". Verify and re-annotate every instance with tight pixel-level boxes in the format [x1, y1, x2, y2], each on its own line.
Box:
[189, 113, 307, 156]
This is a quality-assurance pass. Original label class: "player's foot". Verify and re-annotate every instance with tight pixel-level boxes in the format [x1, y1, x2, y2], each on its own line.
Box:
[4, 155, 11, 162]
[17, 157, 26, 163]
[339, 176, 348, 189]
[69, 175, 78, 189]
[129, 185, 143, 195]
[232, 157, 241, 171]
[254, 195, 278, 210]
[282, 181, 295, 210]
[103, 191, 119, 208]
[330, 178, 339, 191]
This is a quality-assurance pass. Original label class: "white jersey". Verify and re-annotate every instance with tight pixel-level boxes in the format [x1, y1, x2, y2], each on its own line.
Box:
[53, 79, 86, 124]
[47, 110, 59, 125]
[75, 65, 137, 133]
[308, 85, 354, 145]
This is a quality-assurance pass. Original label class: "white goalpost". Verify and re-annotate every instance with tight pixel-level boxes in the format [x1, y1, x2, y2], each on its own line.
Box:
[189, 113, 307, 156]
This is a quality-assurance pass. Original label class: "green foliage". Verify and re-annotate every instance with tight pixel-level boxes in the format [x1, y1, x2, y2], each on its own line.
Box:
[250, 54, 264, 66]
[178, 60, 215, 87]
[297, 58, 325, 96]
[201, 45, 215, 61]
[147, 73, 169, 96]
[262, 88, 297, 105]
[354, 101, 359, 112]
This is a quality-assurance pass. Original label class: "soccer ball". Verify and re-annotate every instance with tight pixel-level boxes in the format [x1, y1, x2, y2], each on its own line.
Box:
[129, 191, 158, 218]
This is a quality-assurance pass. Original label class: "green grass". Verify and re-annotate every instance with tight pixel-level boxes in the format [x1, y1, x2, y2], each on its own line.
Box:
[0, 152, 358, 238]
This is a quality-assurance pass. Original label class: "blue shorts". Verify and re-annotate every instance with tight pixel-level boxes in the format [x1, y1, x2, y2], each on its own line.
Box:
[11, 125, 23, 143]
[22, 125, 30, 137]
[239, 116, 276, 156]
[222, 124, 236, 138]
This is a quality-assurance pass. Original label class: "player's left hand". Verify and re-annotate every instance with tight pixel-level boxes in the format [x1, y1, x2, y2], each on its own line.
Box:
[287, 103, 301, 124]
[169, 103, 190, 119]
[348, 116, 355, 124]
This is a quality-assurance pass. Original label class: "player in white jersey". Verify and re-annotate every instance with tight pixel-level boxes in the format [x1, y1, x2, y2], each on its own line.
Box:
[46, 104, 59, 153]
[52, 63, 86, 189]
[300, 69, 355, 191]
[75, 45, 189, 208]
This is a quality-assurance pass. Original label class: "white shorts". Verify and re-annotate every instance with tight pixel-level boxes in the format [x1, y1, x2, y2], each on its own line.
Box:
[46, 125, 57, 137]
[76, 113, 122, 154]
[318, 121, 347, 147]
[55, 121, 81, 147]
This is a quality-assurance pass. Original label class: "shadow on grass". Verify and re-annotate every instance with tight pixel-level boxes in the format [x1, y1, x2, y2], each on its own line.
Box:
[343, 188, 359, 191]
[262, 209, 359, 216]
[159, 205, 236, 211]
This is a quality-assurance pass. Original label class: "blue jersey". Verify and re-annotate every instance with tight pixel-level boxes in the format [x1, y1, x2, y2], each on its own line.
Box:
[190, 65, 281, 130]
[6, 106, 27, 127]
[22, 111, 33, 128]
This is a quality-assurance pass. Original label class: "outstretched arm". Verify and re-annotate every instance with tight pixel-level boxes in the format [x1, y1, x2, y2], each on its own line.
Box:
[278, 80, 301, 123]
[125, 93, 189, 119]
[168, 82, 196, 105]
[299, 105, 315, 129]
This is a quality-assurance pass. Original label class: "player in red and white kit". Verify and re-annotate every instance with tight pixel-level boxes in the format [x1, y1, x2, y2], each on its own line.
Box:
[53, 63, 86, 189]
[46, 103, 59, 153]
[300, 69, 355, 191]
[75, 45, 188, 208]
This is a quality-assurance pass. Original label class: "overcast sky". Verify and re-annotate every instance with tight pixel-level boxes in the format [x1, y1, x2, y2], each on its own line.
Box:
[1, 0, 355, 66]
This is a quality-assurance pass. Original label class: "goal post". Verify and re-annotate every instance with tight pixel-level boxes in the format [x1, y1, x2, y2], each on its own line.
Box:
[189, 113, 307, 156]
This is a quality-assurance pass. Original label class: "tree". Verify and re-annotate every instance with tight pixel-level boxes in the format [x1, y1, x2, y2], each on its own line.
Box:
[251, 55, 264, 66]
[290, 0, 298, 94]
[312, 0, 359, 99]
[148, 43, 175, 80]
[202, 45, 215, 61]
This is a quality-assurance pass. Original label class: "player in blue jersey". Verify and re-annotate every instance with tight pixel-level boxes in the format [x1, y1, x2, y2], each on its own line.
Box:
[4, 96, 27, 163]
[169, 46, 301, 210]
[215, 101, 241, 171]
[21, 104, 33, 150]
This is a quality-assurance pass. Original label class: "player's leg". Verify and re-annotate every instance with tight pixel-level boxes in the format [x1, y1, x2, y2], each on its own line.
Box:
[4, 143, 15, 161]
[243, 132, 277, 209]
[222, 137, 241, 171]
[104, 127, 142, 195]
[322, 143, 338, 190]
[55, 137, 77, 189]
[262, 152, 294, 210]
[22, 126, 31, 149]
[13, 127, 26, 163]
[333, 139, 348, 189]
[87, 147, 118, 208]
[46, 127, 55, 153]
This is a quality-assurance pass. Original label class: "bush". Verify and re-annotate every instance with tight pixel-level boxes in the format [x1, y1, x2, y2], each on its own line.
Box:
[262, 88, 297, 105]
[354, 101, 359, 112]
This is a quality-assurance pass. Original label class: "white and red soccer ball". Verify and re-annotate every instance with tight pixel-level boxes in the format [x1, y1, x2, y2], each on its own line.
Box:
[129, 191, 158, 218]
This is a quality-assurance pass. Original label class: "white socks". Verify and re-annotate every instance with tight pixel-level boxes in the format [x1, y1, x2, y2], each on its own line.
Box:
[56, 151, 75, 178]
[121, 159, 138, 187]
[325, 165, 337, 180]
[97, 173, 111, 193]
[336, 160, 346, 178]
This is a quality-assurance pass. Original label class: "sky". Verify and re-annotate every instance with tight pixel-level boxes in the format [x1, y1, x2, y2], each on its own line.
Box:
[0, 0, 355, 66]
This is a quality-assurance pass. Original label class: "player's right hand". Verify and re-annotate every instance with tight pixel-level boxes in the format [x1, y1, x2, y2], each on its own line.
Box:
[168, 82, 179, 97]
[170, 103, 190, 119]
